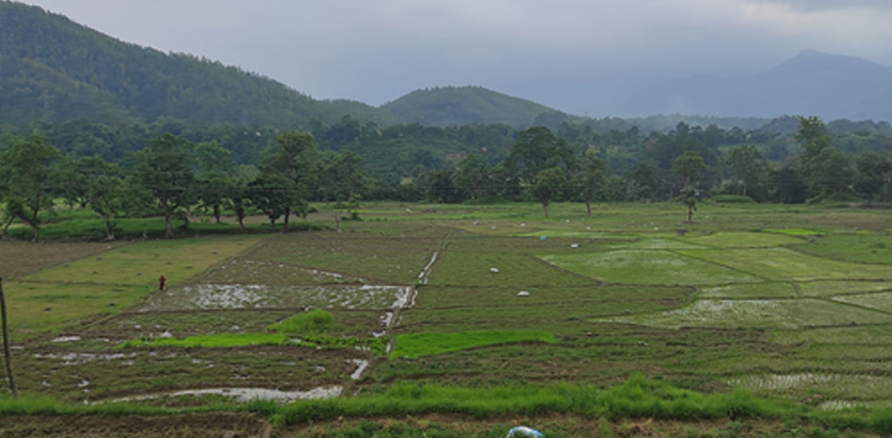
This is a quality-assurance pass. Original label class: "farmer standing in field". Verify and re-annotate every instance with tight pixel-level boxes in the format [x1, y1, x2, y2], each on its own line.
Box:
[159, 274, 166, 290]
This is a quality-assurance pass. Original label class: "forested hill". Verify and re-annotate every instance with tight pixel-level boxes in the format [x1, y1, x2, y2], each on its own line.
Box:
[0, 2, 579, 129]
[380, 86, 576, 127]
[0, 1, 394, 127]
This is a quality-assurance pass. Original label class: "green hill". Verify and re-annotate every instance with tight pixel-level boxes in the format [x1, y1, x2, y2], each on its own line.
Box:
[381, 86, 572, 127]
[0, 1, 395, 127]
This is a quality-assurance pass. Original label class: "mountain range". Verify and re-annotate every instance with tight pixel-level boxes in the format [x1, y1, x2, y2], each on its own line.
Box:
[619, 50, 892, 122]
[2, 1, 891, 128]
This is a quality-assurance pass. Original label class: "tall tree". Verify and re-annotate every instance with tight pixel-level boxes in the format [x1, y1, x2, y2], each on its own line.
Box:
[854, 152, 892, 204]
[261, 131, 316, 230]
[132, 133, 196, 239]
[73, 156, 127, 241]
[671, 150, 706, 187]
[454, 154, 488, 201]
[574, 151, 607, 216]
[194, 141, 236, 224]
[675, 186, 699, 223]
[0, 135, 63, 242]
[726, 145, 767, 198]
[530, 167, 566, 217]
[508, 127, 574, 183]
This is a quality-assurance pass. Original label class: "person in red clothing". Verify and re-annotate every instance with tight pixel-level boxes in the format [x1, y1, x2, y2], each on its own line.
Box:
[159, 274, 166, 291]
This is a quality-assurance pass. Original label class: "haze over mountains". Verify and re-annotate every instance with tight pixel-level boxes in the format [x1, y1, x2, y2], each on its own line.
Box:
[2, 1, 891, 128]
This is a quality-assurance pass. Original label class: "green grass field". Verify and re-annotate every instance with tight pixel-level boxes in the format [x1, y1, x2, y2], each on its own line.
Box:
[4, 201, 892, 437]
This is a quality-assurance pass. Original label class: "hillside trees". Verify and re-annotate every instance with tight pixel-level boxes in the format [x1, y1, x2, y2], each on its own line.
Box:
[725, 145, 768, 198]
[258, 131, 317, 229]
[131, 133, 196, 239]
[574, 151, 608, 216]
[0, 135, 64, 241]
[531, 167, 566, 217]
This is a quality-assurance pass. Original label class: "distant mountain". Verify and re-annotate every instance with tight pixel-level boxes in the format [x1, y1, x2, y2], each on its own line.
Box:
[619, 50, 892, 122]
[0, 1, 395, 127]
[381, 86, 572, 127]
[0, 2, 575, 129]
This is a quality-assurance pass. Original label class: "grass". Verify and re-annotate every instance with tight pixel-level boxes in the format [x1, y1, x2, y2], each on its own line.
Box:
[603, 299, 892, 329]
[798, 280, 892, 297]
[26, 236, 263, 286]
[679, 247, 892, 281]
[793, 232, 892, 265]
[0, 241, 123, 280]
[833, 292, 892, 313]
[269, 309, 334, 334]
[390, 330, 556, 358]
[3, 281, 149, 337]
[684, 232, 805, 248]
[121, 332, 386, 355]
[762, 228, 825, 236]
[699, 282, 798, 299]
[542, 250, 762, 285]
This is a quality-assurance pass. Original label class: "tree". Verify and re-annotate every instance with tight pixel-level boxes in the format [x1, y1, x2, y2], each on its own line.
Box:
[508, 127, 574, 183]
[248, 173, 297, 230]
[73, 156, 127, 240]
[804, 147, 853, 199]
[231, 165, 260, 232]
[194, 141, 236, 224]
[574, 151, 607, 216]
[675, 186, 699, 223]
[795, 116, 831, 161]
[0, 135, 63, 242]
[726, 145, 767, 198]
[454, 154, 488, 201]
[131, 133, 196, 239]
[530, 167, 566, 217]
[260, 131, 316, 230]
[671, 150, 705, 187]
[854, 152, 892, 204]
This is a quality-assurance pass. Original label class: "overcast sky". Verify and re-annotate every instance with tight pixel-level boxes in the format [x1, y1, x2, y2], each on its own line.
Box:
[19, 0, 892, 116]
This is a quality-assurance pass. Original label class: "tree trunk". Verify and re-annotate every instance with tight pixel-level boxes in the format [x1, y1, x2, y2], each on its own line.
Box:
[213, 205, 221, 224]
[742, 182, 748, 197]
[586, 200, 592, 217]
[29, 224, 40, 243]
[0, 271, 18, 397]
[543, 203, 549, 217]
[237, 215, 246, 232]
[269, 218, 276, 230]
[283, 207, 291, 231]
[0, 217, 13, 240]
[334, 212, 341, 229]
[687, 205, 693, 223]
[102, 213, 115, 241]
[162, 198, 173, 239]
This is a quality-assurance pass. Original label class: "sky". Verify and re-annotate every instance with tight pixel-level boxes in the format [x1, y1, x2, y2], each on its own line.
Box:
[18, 0, 892, 116]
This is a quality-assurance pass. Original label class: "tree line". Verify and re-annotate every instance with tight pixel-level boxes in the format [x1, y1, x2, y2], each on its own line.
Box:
[0, 131, 365, 241]
[1, 116, 891, 242]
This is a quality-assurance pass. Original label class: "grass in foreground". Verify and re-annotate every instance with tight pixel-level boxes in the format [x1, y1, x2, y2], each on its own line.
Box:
[120, 332, 387, 355]
[391, 330, 556, 358]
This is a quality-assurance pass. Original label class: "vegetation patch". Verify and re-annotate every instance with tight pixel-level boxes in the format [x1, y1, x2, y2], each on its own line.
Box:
[771, 324, 892, 345]
[699, 282, 798, 299]
[686, 232, 805, 248]
[140, 284, 409, 311]
[761, 228, 824, 236]
[391, 330, 556, 358]
[798, 280, 892, 297]
[833, 292, 892, 313]
[3, 281, 149, 338]
[679, 247, 892, 281]
[793, 232, 892, 265]
[121, 332, 386, 355]
[269, 309, 334, 334]
[542, 250, 761, 285]
[26, 236, 262, 286]
[603, 299, 892, 329]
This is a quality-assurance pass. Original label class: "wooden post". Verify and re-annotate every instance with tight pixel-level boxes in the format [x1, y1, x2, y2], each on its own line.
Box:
[0, 269, 17, 397]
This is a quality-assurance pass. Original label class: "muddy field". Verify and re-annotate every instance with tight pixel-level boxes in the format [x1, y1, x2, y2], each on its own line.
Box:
[2, 202, 892, 436]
